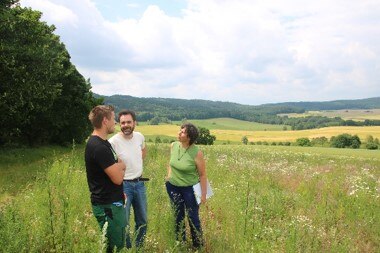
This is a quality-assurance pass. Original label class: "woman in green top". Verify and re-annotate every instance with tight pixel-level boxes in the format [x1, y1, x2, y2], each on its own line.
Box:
[165, 123, 207, 249]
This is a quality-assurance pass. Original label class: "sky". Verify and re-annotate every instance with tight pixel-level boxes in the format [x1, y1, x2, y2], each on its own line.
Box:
[20, 0, 380, 105]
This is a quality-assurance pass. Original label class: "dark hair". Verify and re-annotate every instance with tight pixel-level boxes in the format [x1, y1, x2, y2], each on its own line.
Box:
[181, 123, 199, 145]
[88, 105, 114, 129]
[118, 109, 136, 121]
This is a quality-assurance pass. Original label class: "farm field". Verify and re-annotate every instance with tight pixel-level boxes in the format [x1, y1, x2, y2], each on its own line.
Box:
[171, 118, 288, 131]
[136, 123, 380, 143]
[0, 144, 378, 252]
[279, 109, 380, 121]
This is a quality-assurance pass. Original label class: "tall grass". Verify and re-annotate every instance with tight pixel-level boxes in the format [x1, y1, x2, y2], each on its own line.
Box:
[0, 147, 101, 252]
[0, 144, 379, 252]
[0, 145, 73, 204]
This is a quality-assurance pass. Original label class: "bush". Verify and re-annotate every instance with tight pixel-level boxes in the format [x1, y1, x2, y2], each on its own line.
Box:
[241, 136, 248, 145]
[296, 138, 311, 147]
[311, 136, 328, 146]
[330, 134, 361, 149]
[196, 127, 216, 145]
[366, 142, 378, 150]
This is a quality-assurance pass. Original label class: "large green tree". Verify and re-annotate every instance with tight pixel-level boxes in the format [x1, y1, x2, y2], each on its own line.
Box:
[196, 127, 216, 145]
[0, 1, 101, 146]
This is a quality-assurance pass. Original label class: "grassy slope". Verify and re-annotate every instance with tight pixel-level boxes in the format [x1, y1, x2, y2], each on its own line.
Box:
[172, 118, 287, 131]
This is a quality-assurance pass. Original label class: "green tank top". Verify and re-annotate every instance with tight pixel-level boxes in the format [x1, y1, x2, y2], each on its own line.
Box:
[169, 142, 200, 186]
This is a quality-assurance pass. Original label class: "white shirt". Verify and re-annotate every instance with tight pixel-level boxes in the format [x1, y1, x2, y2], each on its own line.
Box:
[109, 131, 145, 180]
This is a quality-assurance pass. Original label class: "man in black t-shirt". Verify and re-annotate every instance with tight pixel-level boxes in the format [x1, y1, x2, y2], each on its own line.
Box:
[85, 105, 127, 252]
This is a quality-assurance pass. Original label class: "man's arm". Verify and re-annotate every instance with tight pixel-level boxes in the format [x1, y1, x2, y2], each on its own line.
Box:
[104, 161, 126, 185]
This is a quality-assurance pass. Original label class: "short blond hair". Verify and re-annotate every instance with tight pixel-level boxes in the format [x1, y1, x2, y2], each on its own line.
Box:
[88, 105, 114, 129]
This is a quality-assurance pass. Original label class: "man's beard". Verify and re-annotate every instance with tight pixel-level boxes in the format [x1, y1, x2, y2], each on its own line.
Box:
[121, 126, 134, 135]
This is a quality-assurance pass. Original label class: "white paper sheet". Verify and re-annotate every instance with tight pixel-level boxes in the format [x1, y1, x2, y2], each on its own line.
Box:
[193, 180, 214, 204]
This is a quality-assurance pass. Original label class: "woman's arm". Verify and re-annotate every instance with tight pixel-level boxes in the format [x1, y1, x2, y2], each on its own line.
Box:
[195, 150, 207, 204]
[165, 142, 174, 181]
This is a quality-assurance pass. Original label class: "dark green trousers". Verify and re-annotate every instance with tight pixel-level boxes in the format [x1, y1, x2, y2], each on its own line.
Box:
[92, 202, 126, 252]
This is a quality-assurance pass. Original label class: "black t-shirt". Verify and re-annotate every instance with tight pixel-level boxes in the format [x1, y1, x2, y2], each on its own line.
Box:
[85, 135, 124, 205]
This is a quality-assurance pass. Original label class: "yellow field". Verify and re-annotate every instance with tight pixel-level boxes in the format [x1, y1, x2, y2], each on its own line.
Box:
[136, 125, 380, 142]
[280, 109, 380, 121]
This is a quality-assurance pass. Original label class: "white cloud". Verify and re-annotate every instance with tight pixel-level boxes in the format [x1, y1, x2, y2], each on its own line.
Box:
[22, 0, 78, 26]
[20, 0, 380, 105]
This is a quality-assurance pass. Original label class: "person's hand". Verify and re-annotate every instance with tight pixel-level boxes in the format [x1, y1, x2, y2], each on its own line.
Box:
[200, 195, 206, 205]
[118, 158, 126, 172]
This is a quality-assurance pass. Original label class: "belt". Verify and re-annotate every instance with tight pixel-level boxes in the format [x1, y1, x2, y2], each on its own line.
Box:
[123, 177, 149, 182]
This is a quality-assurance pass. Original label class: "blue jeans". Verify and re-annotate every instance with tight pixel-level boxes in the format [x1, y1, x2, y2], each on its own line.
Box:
[123, 181, 147, 248]
[165, 181, 203, 248]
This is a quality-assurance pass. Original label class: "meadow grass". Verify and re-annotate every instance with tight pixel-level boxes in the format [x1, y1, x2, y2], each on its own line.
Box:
[171, 118, 288, 131]
[0, 145, 73, 204]
[137, 118, 287, 131]
[0, 144, 379, 252]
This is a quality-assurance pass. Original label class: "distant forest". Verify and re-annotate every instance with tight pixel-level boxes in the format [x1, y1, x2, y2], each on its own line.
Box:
[97, 95, 380, 130]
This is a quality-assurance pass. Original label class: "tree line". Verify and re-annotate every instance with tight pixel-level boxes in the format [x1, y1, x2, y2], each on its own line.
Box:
[241, 134, 379, 150]
[101, 94, 380, 129]
[0, 1, 101, 147]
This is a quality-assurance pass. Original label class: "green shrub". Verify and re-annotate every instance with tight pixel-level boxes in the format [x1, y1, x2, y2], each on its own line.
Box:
[296, 138, 311, 147]
[330, 134, 361, 149]
[366, 142, 378, 150]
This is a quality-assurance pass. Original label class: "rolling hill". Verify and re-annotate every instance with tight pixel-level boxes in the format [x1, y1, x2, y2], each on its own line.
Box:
[95, 94, 380, 129]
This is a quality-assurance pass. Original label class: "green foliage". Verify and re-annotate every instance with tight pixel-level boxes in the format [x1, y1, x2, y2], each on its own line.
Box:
[330, 134, 361, 149]
[196, 127, 216, 145]
[148, 116, 160, 125]
[0, 4, 100, 146]
[276, 97, 380, 111]
[155, 136, 162, 143]
[365, 135, 379, 150]
[241, 136, 248, 145]
[311, 136, 329, 147]
[147, 116, 171, 125]
[296, 138, 311, 146]
[0, 0, 18, 9]
[366, 142, 378, 150]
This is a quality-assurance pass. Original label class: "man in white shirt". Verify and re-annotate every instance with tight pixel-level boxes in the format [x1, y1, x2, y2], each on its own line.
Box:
[109, 109, 147, 249]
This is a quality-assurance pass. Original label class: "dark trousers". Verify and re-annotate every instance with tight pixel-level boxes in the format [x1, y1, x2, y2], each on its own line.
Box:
[92, 202, 126, 253]
[165, 181, 203, 248]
